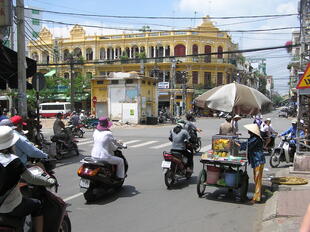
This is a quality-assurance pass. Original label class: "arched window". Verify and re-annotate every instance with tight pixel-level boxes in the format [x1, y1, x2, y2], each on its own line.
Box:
[64, 72, 69, 79]
[192, 44, 198, 55]
[132, 46, 139, 58]
[100, 48, 105, 60]
[31, 52, 38, 61]
[125, 47, 130, 57]
[174, 44, 186, 56]
[204, 45, 211, 62]
[115, 47, 121, 59]
[107, 47, 114, 60]
[217, 46, 223, 59]
[86, 48, 93, 61]
[73, 47, 82, 58]
[42, 51, 49, 64]
[63, 49, 70, 61]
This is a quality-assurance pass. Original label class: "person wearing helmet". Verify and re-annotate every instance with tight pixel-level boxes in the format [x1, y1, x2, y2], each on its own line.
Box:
[169, 122, 193, 172]
[79, 110, 86, 121]
[0, 126, 55, 232]
[280, 119, 305, 145]
[184, 113, 202, 146]
[260, 118, 277, 150]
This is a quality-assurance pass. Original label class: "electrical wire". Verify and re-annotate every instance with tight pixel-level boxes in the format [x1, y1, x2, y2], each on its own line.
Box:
[21, 6, 297, 20]
[36, 43, 300, 66]
[24, 16, 299, 33]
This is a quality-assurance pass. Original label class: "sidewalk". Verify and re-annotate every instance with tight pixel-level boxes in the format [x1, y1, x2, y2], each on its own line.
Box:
[260, 167, 310, 232]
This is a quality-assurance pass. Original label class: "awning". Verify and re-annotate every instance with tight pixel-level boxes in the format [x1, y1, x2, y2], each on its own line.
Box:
[44, 69, 56, 77]
[0, 44, 36, 89]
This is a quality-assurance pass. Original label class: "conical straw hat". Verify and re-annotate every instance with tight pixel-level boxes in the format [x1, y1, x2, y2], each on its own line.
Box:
[244, 124, 262, 138]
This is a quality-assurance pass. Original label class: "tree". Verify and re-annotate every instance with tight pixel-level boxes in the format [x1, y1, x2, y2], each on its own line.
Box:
[139, 25, 151, 32]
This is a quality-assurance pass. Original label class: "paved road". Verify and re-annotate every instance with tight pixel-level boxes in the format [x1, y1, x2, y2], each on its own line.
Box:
[44, 110, 291, 232]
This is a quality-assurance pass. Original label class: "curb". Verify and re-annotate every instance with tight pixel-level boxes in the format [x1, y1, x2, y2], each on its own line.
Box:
[260, 191, 279, 232]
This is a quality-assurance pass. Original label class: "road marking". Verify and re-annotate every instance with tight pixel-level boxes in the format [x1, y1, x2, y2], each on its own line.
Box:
[200, 144, 212, 152]
[130, 141, 158, 148]
[124, 140, 141, 145]
[150, 142, 171, 149]
[64, 192, 83, 202]
[78, 140, 93, 145]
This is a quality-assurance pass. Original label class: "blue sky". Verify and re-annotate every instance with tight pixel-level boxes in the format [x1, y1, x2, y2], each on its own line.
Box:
[24, 0, 300, 95]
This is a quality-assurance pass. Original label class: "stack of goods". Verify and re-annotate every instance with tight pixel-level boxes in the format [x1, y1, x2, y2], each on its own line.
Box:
[212, 138, 231, 160]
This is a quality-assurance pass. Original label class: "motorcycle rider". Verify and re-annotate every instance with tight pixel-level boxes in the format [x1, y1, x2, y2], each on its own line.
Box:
[0, 117, 48, 164]
[0, 126, 55, 232]
[91, 117, 125, 181]
[79, 110, 86, 121]
[184, 113, 202, 144]
[169, 122, 193, 172]
[260, 118, 277, 150]
[280, 119, 305, 146]
[253, 115, 263, 127]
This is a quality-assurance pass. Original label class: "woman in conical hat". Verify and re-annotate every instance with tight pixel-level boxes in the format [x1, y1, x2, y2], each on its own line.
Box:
[243, 123, 265, 204]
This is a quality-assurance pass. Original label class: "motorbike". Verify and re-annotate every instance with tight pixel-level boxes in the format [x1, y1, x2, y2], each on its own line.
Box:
[0, 163, 71, 232]
[72, 124, 85, 138]
[50, 126, 79, 160]
[77, 144, 128, 202]
[161, 147, 193, 189]
[262, 134, 276, 156]
[270, 136, 296, 168]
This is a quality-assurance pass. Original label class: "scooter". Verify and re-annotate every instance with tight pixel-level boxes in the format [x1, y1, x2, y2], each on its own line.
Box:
[0, 165, 71, 232]
[270, 136, 296, 168]
[263, 134, 276, 156]
[77, 144, 128, 202]
[161, 147, 193, 189]
[68, 121, 85, 138]
[50, 126, 79, 160]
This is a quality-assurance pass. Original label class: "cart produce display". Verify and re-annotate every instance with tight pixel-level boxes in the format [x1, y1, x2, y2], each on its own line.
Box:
[197, 135, 249, 201]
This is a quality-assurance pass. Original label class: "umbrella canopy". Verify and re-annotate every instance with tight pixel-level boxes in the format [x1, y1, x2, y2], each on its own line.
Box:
[194, 82, 272, 115]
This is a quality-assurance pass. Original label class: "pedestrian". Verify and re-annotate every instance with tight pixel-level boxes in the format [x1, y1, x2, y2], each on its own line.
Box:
[219, 115, 233, 135]
[240, 124, 265, 204]
[232, 114, 242, 135]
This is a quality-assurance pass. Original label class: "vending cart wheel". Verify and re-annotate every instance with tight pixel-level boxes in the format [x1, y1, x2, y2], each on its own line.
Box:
[197, 169, 207, 198]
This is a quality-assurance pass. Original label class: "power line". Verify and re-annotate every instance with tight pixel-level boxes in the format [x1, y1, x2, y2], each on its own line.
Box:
[25, 16, 300, 33]
[36, 43, 300, 66]
[22, 6, 297, 20]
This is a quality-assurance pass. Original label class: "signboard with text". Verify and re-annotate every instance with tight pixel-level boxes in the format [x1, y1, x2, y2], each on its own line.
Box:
[158, 82, 169, 89]
[0, 0, 12, 27]
[296, 63, 310, 89]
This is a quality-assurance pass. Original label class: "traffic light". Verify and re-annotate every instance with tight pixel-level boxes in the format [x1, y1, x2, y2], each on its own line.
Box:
[0, 44, 36, 90]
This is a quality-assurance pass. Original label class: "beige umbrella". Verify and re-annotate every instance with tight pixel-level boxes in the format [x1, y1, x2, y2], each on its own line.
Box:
[194, 82, 272, 115]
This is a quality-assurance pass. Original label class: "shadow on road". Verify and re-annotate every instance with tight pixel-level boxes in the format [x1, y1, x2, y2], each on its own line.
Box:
[166, 176, 198, 190]
[55, 148, 88, 168]
[86, 185, 140, 206]
[198, 183, 273, 205]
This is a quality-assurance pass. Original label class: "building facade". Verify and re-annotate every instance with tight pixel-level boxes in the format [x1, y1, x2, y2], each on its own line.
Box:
[28, 17, 238, 113]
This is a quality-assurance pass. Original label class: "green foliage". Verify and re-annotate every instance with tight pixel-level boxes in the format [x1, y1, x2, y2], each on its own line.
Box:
[138, 52, 146, 59]
[272, 94, 284, 106]
[258, 78, 267, 95]
[139, 25, 151, 32]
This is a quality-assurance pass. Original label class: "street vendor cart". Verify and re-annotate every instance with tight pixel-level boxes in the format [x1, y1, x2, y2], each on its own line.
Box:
[196, 135, 249, 201]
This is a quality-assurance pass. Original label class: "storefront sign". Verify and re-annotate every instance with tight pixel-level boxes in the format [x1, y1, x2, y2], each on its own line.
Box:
[297, 63, 310, 89]
[158, 82, 169, 89]
[0, 0, 12, 27]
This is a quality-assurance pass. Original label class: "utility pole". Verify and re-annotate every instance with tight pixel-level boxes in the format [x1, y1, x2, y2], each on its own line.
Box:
[69, 53, 75, 112]
[170, 59, 176, 116]
[16, 0, 27, 117]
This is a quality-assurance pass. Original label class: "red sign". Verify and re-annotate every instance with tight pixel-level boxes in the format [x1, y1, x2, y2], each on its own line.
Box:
[92, 96, 97, 103]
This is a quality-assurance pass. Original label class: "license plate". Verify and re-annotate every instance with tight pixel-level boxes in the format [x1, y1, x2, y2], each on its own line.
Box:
[161, 161, 171, 168]
[79, 178, 90, 188]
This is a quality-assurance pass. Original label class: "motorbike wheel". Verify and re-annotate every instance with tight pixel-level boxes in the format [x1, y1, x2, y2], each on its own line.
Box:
[239, 172, 249, 202]
[77, 130, 84, 138]
[270, 150, 281, 168]
[197, 169, 207, 198]
[194, 138, 202, 153]
[84, 187, 97, 203]
[164, 169, 175, 189]
[55, 144, 64, 160]
[59, 214, 71, 232]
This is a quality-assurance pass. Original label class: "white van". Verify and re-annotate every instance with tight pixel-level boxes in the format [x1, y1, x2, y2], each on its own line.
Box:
[39, 102, 71, 118]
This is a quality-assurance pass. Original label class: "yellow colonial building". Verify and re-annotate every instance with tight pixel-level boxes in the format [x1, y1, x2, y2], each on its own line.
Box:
[28, 17, 238, 114]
